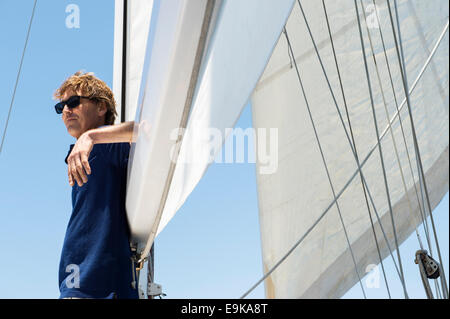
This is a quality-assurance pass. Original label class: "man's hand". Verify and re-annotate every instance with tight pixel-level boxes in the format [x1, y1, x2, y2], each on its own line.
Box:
[67, 131, 94, 187]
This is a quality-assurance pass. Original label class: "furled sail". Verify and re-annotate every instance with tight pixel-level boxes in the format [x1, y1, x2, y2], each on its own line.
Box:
[124, 0, 216, 258]
[121, 0, 296, 260]
[251, 0, 449, 298]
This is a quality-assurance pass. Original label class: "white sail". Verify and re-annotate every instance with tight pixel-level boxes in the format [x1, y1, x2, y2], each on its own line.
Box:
[156, 0, 296, 237]
[124, 0, 214, 256]
[251, 0, 449, 298]
[124, 0, 295, 258]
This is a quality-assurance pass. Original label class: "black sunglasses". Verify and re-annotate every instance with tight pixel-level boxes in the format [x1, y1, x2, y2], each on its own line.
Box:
[54, 95, 95, 114]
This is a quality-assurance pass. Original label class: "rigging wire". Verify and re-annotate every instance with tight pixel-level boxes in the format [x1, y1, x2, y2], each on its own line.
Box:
[354, 0, 409, 298]
[371, 0, 441, 299]
[322, 0, 391, 298]
[359, 0, 425, 251]
[290, 2, 369, 298]
[293, 0, 393, 298]
[362, 2, 443, 298]
[297, 0, 408, 290]
[370, 0, 433, 254]
[287, 27, 367, 298]
[366, 0, 442, 297]
[240, 5, 448, 300]
[392, 1, 447, 300]
[405, 0, 447, 103]
[296, 0, 404, 286]
[297, 0, 407, 286]
[435, 279, 443, 299]
[388, 0, 449, 299]
[0, 0, 37, 156]
[391, 0, 434, 257]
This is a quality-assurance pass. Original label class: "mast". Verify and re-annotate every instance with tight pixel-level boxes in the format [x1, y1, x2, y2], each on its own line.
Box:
[113, 0, 156, 299]
[113, 0, 126, 124]
[121, 0, 295, 297]
[121, 0, 127, 123]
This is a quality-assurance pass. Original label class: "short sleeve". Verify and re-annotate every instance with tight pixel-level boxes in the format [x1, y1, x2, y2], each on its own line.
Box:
[120, 143, 131, 169]
[65, 144, 75, 164]
[102, 143, 131, 169]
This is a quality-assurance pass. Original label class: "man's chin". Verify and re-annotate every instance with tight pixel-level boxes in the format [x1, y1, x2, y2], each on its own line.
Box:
[67, 127, 81, 139]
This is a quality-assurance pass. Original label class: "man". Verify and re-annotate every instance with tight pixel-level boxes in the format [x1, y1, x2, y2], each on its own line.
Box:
[54, 71, 138, 299]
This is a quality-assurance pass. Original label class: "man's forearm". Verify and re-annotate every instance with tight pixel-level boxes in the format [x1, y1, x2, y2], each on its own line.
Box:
[67, 121, 136, 187]
[87, 121, 136, 144]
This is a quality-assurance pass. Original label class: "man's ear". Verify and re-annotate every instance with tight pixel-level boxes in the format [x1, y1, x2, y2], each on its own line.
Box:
[97, 100, 107, 117]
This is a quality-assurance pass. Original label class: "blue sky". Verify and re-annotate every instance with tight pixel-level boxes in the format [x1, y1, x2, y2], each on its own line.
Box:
[0, 0, 447, 299]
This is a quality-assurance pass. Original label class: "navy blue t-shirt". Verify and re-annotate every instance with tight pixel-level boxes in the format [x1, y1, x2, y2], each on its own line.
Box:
[59, 142, 139, 299]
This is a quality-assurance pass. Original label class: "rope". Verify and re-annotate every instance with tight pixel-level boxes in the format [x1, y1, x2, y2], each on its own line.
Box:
[360, 0, 425, 251]
[353, 0, 409, 298]
[322, 0, 394, 297]
[434, 279, 443, 299]
[372, 0, 444, 298]
[297, 0, 405, 284]
[297, 0, 404, 286]
[393, 1, 449, 299]
[289, 27, 367, 298]
[371, 0, 433, 252]
[292, 2, 370, 298]
[388, 0, 449, 299]
[0, 0, 37, 156]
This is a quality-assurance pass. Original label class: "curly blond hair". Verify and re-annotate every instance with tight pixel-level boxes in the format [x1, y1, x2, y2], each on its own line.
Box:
[54, 71, 117, 125]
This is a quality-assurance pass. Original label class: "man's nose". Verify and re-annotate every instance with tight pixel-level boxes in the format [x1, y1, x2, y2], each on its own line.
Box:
[62, 104, 72, 114]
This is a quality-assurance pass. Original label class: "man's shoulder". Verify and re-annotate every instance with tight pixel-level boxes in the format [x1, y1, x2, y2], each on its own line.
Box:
[95, 143, 130, 168]
[98, 142, 130, 154]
